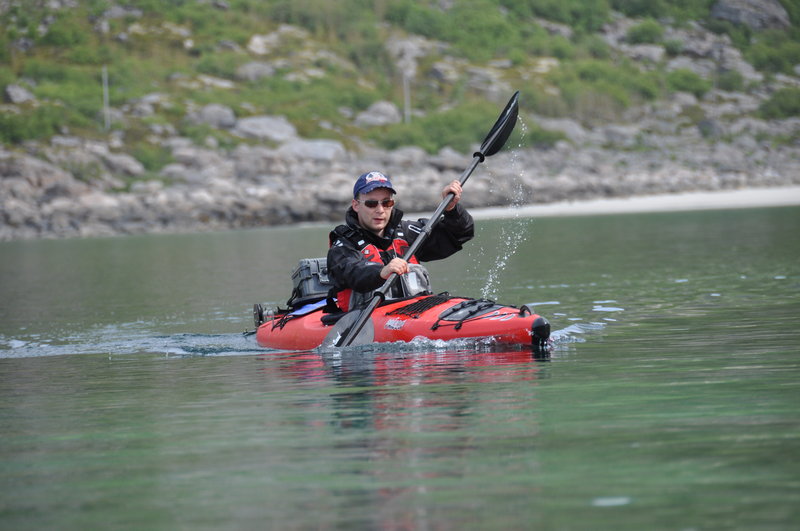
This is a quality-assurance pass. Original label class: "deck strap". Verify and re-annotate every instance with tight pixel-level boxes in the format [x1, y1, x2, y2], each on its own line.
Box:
[272, 312, 295, 330]
[431, 299, 497, 331]
[385, 293, 454, 318]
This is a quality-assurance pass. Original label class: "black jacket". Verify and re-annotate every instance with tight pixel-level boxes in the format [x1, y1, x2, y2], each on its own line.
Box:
[327, 203, 474, 296]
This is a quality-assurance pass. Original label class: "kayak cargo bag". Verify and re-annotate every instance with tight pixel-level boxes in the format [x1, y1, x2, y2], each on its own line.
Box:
[289, 257, 332, 307]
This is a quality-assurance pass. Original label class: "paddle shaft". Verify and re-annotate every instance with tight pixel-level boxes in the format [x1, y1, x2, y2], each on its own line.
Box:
[337, 155, 482, 347]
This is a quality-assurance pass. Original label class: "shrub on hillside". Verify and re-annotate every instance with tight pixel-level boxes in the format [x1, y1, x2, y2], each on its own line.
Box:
[0, 105, 73, 144]
[626, 19, 664, 44]
[759, 88, 800, 119]
[610, 0, 714, 21]
[716, 70, 745, 92]
[520, 0, 610, 32]
[38, 12, 88, 47]
[666, 69, 711, 99]
[747, 30, 800, 75]
[131, 142, 175, 172]
[368, 101, 521, 153]
[553, 59, 660, 118]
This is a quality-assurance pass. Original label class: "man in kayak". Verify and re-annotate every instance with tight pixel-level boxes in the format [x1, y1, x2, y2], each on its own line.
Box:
[327, 171, 474, 312]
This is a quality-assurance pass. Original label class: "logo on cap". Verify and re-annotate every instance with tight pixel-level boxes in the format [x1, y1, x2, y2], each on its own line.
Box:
[364, 171, 388, 184]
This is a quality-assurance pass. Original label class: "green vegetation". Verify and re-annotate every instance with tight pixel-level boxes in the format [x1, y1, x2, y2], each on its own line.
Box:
[759, 88, 800, 119]
[0, 0, 797, 164]
[746, 29, 800, 75]
[666, 69, 712, 99]
[626, 19, 664, 44]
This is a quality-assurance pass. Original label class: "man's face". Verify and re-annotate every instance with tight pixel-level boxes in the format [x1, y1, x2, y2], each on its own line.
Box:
[353, 188, 394, 236]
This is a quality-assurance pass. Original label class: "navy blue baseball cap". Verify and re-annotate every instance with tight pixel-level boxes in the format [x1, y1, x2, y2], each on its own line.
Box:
[353, 171, 396, 198]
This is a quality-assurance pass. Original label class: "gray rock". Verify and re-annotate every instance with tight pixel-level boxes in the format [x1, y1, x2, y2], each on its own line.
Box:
[102, 6, 143, 19]
[246, 25, 309, 55]
[85, 143, 145, 176]
[170, 145, 234, 182]
[534, 117, 588, 144]
[602, 125, 641, 148]
[465, 67, 512, 101]
[277, 139, 345, 162]
[429, 147, 467, 171]
[232, 115, 298, 142]
[711, 0, 790, 30]
[713, 45, 763, 82]
[698, 118, 725, 138]
[387, 146, 429, 167]
[666, 56, 716, 78]
[231, 145, 281, 181]
[430, 60, 462, 84]
[101, 151, 145, 177]
[188, 103, 236, 129]
[536, 18, 573, 39]
[355, 101, 402, 128]
[4, 84, 35, 104]
[620, 44, 665, 63]
[11, 38, 34, 53]
[385, 34, 444, 77]
[236, 61, 276, 82]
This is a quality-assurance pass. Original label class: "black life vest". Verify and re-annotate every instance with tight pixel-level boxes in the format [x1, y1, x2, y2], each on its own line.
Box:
[329, 226, 421, 312]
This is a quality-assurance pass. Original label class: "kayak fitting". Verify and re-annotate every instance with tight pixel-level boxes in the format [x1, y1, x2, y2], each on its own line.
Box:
[253, 303, 265, 328]
[532, 316, 551, 354]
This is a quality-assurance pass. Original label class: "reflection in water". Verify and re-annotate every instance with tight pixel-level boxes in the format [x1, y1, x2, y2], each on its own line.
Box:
[257, 347, 546, 529]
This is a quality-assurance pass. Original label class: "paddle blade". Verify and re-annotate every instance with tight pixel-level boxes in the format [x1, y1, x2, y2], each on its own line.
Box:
[320, 311, 375, 349]
[478, 90, 519, 158]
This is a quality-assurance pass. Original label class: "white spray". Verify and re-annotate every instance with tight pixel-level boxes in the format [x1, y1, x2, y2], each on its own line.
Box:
[479, 116, 534, 300]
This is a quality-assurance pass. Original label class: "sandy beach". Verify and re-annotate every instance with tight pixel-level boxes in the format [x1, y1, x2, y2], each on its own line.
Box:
[469, 186, 800, 220]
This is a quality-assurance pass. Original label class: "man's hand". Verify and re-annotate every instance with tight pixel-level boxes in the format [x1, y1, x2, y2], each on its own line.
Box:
[443, 180, 463, 211]
[381, 258, 409, 279]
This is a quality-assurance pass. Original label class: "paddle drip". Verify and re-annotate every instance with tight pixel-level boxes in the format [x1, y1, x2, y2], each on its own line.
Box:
[480, 116, 533, 300]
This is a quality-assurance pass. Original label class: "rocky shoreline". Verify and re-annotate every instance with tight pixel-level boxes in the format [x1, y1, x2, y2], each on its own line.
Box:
[2, 2, 799, 241]
[2, 113, 798, 242]
[3, 88, 800, 242]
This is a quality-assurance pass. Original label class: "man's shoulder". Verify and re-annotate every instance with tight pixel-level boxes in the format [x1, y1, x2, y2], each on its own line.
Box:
[329, 223, 364, 248]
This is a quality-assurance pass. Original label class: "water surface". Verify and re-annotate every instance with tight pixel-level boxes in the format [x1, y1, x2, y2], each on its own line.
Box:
[1, 207, 798, 529]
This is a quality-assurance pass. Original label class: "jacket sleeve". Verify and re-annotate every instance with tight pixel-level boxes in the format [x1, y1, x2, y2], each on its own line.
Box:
[409, 203, 475, 262]
[327, 239, 385, 292]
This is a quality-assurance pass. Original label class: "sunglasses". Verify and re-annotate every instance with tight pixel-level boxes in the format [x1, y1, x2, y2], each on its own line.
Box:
[356, 198, 395, 208]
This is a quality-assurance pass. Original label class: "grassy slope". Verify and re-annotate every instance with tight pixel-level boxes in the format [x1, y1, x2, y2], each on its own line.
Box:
[1, 0, 798, 179]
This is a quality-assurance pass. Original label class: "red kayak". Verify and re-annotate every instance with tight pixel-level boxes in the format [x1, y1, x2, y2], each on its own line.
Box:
[254, 293, 550, 353]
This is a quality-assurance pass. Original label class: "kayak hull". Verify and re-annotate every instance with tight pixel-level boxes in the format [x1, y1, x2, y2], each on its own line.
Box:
[255, 295, 550, 352]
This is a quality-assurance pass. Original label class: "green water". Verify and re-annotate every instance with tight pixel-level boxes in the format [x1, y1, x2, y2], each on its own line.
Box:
[1, 207, 799, 529]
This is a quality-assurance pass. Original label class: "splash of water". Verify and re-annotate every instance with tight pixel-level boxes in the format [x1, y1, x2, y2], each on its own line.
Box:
[480, 115, 533, 300]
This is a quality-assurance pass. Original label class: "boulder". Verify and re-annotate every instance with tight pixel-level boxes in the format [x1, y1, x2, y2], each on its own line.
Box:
[4, 84, 35, 104]
[276, 139, 346, 162]
[246, 25, 309, 55]
[621, 44, 665, 63]
[187, 103, 236, 129]
[711, 0, 790, 30]
[430, 60, 462, 84]
[602, 124, 641, 148]
[231, 145, 281, 181]
[232, 115, 298, 142]
[84, 143, 145, 176]
[534, 117, 588, 144]
[236, 61, 275, 81]
[387, 146, 429, 167]
[354, 101, 402, 127]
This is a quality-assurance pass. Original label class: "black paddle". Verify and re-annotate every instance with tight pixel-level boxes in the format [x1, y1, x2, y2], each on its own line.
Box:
[334, 90, 520, 348]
